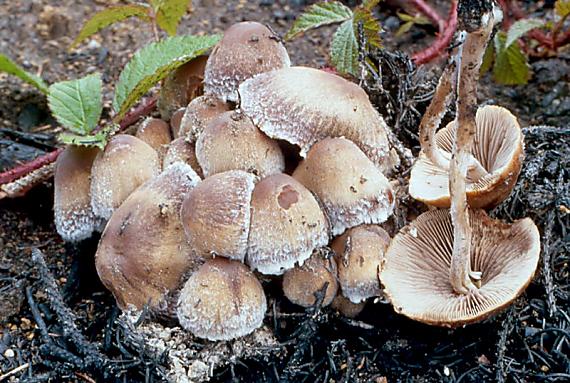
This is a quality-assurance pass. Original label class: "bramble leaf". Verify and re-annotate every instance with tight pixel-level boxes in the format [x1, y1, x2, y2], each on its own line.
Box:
[505, 19, 544, 47]
[48, 73, 103, 135]
[353, 2, 382, 48]
[493, 32, 530, 85]
[331, 19, 358, 76]
[480, 43, 495, 75]
[151, 0, 192, 36]
[555, 0, 570, 17]
[70, 5, 151, 49]
[58, 131, 109, 150]
[285, 1, 352, 40]
[0, 54, 49, 94]
[113, 34, 220, 120]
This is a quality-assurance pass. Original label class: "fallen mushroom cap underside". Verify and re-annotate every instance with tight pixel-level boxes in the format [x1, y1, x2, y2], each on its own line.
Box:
[409, 105, 523, 208]
[380, 209, 540, 327]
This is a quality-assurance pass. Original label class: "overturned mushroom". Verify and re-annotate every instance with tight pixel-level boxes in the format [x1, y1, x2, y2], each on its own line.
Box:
[282, 250, 338, 308]
[239, 66, 392, 172]
[293, 138, 394, 236]
[196, 111, 285, 178]
[180, 170, 255, 261]
[380, 209, 540, 326]
[247, 173, 329, 275]
[54, 145, 102, 242]
[178, 94, 232, 141]
[95, 163, 201, 313]
[331, 225, 390, 303]
[204, 21, 290, 102]
[90, 134, 161, 220]
[177, 257, 267, 341]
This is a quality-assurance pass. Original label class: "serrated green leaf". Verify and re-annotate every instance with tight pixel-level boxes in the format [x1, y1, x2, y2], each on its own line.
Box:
[58, 131, 108, 150]
[113, 34, 220, 120]
[70, 5, 151, 49]
[493, 32, 530, 85]
[285, 1, 352, 40]
[152, 0, 191, 36]
[480, 43, 495, 75]
[505, 19, 544, 47]
[48, 73, 103, 134]
[555, 0, 570, 17]
[353, 5, 382, 48]
[0, 54, 49, 94]
[331, 19, 358, 76]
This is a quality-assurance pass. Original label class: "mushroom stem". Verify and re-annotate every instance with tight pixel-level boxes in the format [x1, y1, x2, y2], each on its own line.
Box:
[449, 0, 498, 295]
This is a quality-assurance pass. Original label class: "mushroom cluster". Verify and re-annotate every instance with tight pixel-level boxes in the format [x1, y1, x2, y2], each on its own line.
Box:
[53, 5, 540, 342]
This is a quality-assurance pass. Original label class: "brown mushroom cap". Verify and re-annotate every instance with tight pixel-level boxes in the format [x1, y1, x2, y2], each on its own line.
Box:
[380, 209, 540, 327]
[196, 111, 285, 178]
[331, 225, 390, 303]
[331, 295, 366, 318]
[95, 163, 201, 312]
[135, 117, 172, 154]
[158, 55, 208, 120]
[163, 137, 203, 177]
[409, 105, 524, 209]
[90, 134, 160, 220]
[178, 94, 232, 142]
[247, 173, 329, 275]
[282, 250, 338, 307]
[180, 170, 255, 261]
[293, 138, 395, 236]
[204, 21, 290, 102]
[54, 145, 102, 242]
[177, 257, 267, 341]
[239, 66, 392, 172]
[170, 107, 186, 138]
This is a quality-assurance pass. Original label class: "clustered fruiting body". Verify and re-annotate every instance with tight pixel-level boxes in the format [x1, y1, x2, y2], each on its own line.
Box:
[54, 11, 540, 341]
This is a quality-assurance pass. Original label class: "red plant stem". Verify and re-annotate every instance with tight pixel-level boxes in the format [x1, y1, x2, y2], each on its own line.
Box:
[0, 97, 157, 188]
[410, 0, 445, 33]
[412, 0, 458, 65]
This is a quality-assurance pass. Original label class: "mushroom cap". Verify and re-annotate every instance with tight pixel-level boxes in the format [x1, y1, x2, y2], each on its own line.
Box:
[135, 117, 172, 154]
[293, 138, 395, 236]
[95, 163, 201, 312]
[90, 134, 161, 220]
[282, 250, 338, 307]
[169, 107, 186, 139]
[331, 225, 391, 303]
[158, 55, 208, 120]
[409, 105, 524, 208]
[54, 145, 102, 242]
[380, 209, 540, 327]
[163, 137, 203, 177]
[239, 66, 391, 172]
[196, 111, 285, 178]
[177, 257, 267, 341]
[331, 294, 366, 318]
[178, 94, 232, 142]
[180, 170, 255, 261]
[247, 173, 329, 275]
[204, 21, 290, 102]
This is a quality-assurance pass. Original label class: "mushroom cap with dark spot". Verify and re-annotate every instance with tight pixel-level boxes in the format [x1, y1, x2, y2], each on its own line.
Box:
[239, 66, 392, 172]
[177, 257, 267, 341]
[293, 137, 395, 236]
[196, 110, 285, 178]
[180, 170, 255, 261]
[247, 173, 329, 275]
[409, 105, 524, 209]
[380, 209, 540, 327]
[178, 94, 232, 142]
[204, 21, 290, 102]
[95, 163, 201, 314]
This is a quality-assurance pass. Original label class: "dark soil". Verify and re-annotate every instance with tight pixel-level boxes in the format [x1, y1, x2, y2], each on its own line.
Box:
[1, 1, 569, 382]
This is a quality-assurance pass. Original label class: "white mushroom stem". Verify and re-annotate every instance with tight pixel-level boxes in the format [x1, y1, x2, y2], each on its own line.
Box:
[450, 2, 497, 295]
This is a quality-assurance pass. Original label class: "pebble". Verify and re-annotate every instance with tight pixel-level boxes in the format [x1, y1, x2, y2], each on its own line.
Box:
[3, 348, 15, 358]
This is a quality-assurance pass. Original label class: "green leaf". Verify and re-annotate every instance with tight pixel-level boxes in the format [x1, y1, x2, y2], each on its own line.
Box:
[152, 0, 191, 36]
[480, 43, 495, 75]
[396, 20, 414, 37]
[113, 34, 220, 120]
[58, 131, 108, 150]
[353, 4, 382, 48]
[555, 0, 570, 17]
[70, 5, 151, 49]
[493, 32, 530, 85]
[361, 0, 381, 11]
[285, 1, 352, 40]
[0, 54, 49, 94]
[505, 19, 544, 47]
[48, 73, 103, 134]
[330, 19, 358, 76]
